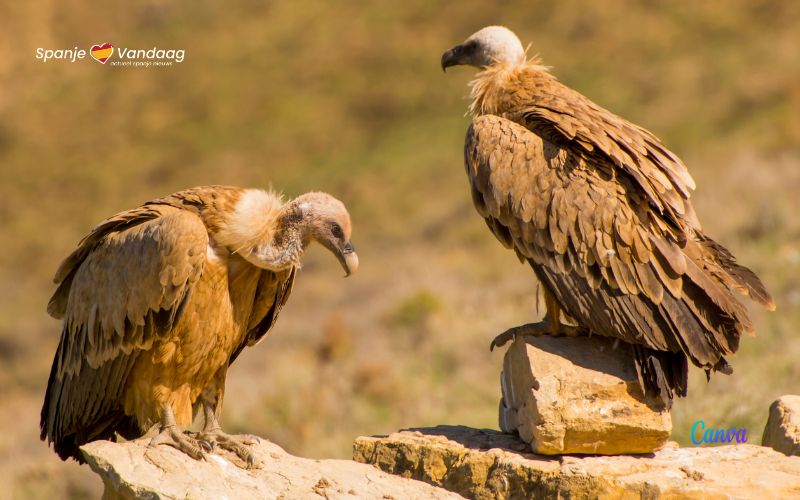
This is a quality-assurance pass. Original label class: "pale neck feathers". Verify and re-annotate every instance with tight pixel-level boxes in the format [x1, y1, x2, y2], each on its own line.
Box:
[215, 189, 285, 254]
[468, 57, 550, 117]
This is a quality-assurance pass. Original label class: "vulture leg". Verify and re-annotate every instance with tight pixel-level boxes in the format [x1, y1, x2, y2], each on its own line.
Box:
[193, 365, 258, 468]
[489, 287, 583, 351]
[197, 404, 258, 468]
[148, 404, 207, 460]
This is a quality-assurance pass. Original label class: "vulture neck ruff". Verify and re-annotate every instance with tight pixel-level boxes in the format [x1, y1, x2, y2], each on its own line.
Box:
[215, 189, 303, 271]
[468, 59, 551, 117]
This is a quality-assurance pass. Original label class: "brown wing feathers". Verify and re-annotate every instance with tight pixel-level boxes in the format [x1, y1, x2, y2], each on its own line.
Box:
[466, 114, 773, 403]
[510, 71, 699, 229]
[41, 206, 207, 460]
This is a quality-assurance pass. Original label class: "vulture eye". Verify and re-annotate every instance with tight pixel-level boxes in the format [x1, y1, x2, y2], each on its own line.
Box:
[462, 39, 479, 53]
[330, 222, 344, 239]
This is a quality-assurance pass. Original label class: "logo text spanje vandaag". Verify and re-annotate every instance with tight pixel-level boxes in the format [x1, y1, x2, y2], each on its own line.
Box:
[35, 43, 184, 65]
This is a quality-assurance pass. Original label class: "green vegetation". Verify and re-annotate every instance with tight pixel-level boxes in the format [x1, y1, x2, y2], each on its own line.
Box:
[2, 1, 799, 497]
[388, 290, 443, 329]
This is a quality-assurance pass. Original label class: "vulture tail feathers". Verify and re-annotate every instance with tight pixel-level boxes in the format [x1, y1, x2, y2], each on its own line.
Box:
[632, 344, 688, 409]
[41, 332, 140, 462]
[698, 234, 775, 311]
[530, 256, 738, 403]
[678, 280, 741, 355]
[531, 261, 692, 404]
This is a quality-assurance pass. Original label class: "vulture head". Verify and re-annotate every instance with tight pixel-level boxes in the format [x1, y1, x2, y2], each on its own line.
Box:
[223, 189, 358, 277]
[293, 192, 358, 277]
[441, 26, 525, 70]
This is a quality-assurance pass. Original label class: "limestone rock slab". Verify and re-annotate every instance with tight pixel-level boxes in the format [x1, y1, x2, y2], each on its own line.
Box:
[80, 436, 462, 499]
[499, 335, 671, 454]
[354, 426, 800, 499]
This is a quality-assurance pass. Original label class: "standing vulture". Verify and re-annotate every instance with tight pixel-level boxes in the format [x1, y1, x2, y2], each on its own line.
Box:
[442, 26, 774, 405]
[41, 186, 358, 464]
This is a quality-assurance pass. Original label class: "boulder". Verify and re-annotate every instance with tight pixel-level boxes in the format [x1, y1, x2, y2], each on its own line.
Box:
[354, 426, 800, 499]
[80, 436, 462, 499]
[763, 395, 800, 456]
[499, 335, 671, 454]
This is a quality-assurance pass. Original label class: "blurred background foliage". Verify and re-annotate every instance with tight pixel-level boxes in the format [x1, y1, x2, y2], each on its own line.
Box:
[1, 1, 799, 497]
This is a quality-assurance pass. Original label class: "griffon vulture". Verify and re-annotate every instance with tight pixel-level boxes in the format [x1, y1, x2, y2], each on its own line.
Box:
[41, 186, 358, 464]
[442, 26, 774, 405]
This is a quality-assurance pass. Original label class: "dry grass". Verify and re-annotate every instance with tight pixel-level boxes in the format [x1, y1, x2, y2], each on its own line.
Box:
[1, 1, 799, 497]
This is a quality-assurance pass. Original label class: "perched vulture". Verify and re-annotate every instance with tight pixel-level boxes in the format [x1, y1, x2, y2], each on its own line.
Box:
[442, 26, 774, 405]
[41, 186, 358, 464]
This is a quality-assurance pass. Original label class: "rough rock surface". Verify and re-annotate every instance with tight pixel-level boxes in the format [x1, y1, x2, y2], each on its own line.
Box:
[80, 436, 462, 499]
[763, 395, 800, 456]
[354, 426, 800, 499]
[499, 335, 671, 454]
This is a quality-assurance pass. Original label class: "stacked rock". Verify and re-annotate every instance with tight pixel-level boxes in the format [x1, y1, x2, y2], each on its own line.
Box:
[499, 335, 672, 455]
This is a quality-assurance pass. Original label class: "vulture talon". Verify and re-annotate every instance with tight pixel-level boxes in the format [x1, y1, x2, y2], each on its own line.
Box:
[149, 425, 206, 461]
[198, 439, 214, 452]
[200, 430, 260, 468]
[489, 328, 518, 351]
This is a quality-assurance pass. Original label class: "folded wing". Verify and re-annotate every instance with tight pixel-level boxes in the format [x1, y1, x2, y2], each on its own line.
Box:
[41, 205, 208, 459]
[465, 114, 773, 402]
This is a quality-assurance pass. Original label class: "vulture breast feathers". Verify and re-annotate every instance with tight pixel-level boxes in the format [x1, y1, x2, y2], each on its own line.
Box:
[446, 26, 774, 403]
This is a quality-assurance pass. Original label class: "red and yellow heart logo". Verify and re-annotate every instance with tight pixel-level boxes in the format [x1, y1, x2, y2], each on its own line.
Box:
[90, 43, 113, 64]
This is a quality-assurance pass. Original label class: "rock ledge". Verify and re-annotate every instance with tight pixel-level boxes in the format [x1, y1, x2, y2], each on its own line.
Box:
[81, 436, 460, 499]
[354, 426, 800, 499]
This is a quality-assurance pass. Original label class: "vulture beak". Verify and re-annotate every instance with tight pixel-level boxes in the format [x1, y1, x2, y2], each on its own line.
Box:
[320, 238, 358, 277]
[441, 44, 466, 72]
[339, 241, 359, 277]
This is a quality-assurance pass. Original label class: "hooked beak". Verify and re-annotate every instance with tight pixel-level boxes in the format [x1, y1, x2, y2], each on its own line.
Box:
[338, 241, 359, 277]
[441, 44, 466, 72]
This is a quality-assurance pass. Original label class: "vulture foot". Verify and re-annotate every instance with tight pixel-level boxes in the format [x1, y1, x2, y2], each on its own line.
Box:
[194, 393, 259, 468]
[145, 404, 208, 460]
[148, 425, 207, 460]
[198, 429, 258, 468]
[490, 321, 583, 351]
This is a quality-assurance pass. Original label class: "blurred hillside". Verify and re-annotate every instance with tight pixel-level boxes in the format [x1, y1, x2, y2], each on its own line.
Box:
[1, 1, 799, 498]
